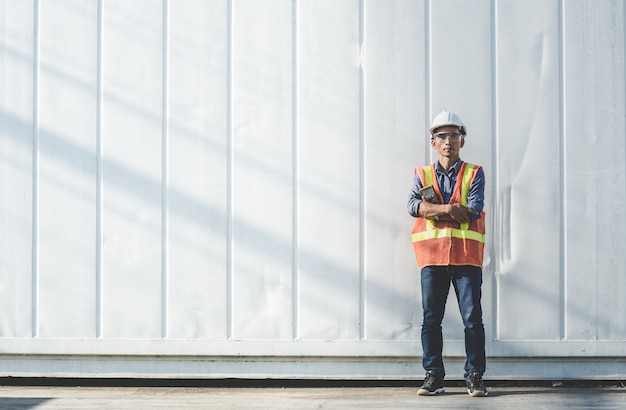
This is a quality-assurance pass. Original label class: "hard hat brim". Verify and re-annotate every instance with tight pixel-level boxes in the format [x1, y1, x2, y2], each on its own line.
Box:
[430, 125, 467, 136]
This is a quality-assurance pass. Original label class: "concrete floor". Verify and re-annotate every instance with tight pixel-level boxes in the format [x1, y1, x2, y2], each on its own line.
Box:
[0, 384, 624, 409]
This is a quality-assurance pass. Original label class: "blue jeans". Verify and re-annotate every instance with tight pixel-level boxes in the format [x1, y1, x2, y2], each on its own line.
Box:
[421, 265, 486, 377]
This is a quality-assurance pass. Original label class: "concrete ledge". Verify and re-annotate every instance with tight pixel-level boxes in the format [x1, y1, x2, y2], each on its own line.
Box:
[0, 355, 624, 380]
[1, 339, 625, 357]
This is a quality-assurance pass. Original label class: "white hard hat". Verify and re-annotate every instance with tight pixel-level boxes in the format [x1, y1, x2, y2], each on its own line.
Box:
[429, 110, 466, 136]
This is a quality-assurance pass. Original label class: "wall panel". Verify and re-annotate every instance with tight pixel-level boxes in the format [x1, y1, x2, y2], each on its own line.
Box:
[100, 0, 165, 338]
[37, 0, 99, 338]
[587, 0, 626, 341]
[166, 0, 229, 340]
[563, 0, 626, 341]
[297, 0, 362, 340]
[0, 0, 36, 338]
[430, 0, 495, 341]
[495, 0, 563, 341]
[231, 0, 294, 340]
[362, 0, 424, 341]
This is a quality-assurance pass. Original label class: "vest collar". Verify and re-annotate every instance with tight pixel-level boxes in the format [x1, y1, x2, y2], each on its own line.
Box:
[435, 158, 463, 176]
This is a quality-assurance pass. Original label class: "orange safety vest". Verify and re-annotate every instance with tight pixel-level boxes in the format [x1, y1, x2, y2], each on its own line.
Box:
[411, 162, 486, 268]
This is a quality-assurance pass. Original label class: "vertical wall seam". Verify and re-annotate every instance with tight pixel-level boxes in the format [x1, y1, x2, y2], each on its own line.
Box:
[491, 0, 500, 341]
[96, 0, 104, 339]
[31, 0, 40, 339]
[558, 0, 567, 341]
[226, 0, 234, 340]
[620, 2, 626, 339]
[359, 0, 366, 341]
[291, 0, 300, 341]
[161, 0, 170, 340]
[590, 2, 598, 342]
[425, 0, 431, 163]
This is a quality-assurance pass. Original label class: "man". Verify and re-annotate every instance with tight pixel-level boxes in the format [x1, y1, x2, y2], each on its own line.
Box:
[407, 111, 487, 397]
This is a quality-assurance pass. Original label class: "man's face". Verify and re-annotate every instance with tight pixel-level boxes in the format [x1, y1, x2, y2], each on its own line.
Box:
[431, 125, 465, 158]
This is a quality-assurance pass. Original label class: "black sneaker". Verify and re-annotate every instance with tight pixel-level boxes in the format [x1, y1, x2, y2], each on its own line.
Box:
[417, 371, 445, 396]
[465, 372, 488, 397]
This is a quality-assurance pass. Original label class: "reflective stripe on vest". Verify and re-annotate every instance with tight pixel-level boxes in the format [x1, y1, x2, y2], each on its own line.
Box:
[411, 226, 485, 243]
[459, 163, 475, 231]
[421, 167, 436, 231]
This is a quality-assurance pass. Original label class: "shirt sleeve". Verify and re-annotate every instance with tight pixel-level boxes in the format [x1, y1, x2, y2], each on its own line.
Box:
[467, 166, 485, 220]
[407, 172, 424, 218]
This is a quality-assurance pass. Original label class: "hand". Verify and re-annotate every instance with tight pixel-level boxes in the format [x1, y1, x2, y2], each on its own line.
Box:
[447, 204, 475, 224]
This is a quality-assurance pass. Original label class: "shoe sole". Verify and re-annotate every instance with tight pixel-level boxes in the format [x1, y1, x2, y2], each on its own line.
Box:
[417, 387, 445, 396]
[467, 389, 488, 397]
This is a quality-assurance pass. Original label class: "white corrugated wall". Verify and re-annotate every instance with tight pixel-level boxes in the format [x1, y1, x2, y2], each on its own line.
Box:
[0, 0, 625, 380]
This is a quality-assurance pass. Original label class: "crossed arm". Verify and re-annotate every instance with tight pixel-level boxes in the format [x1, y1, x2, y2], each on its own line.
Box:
[417, 201, 477, 224]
